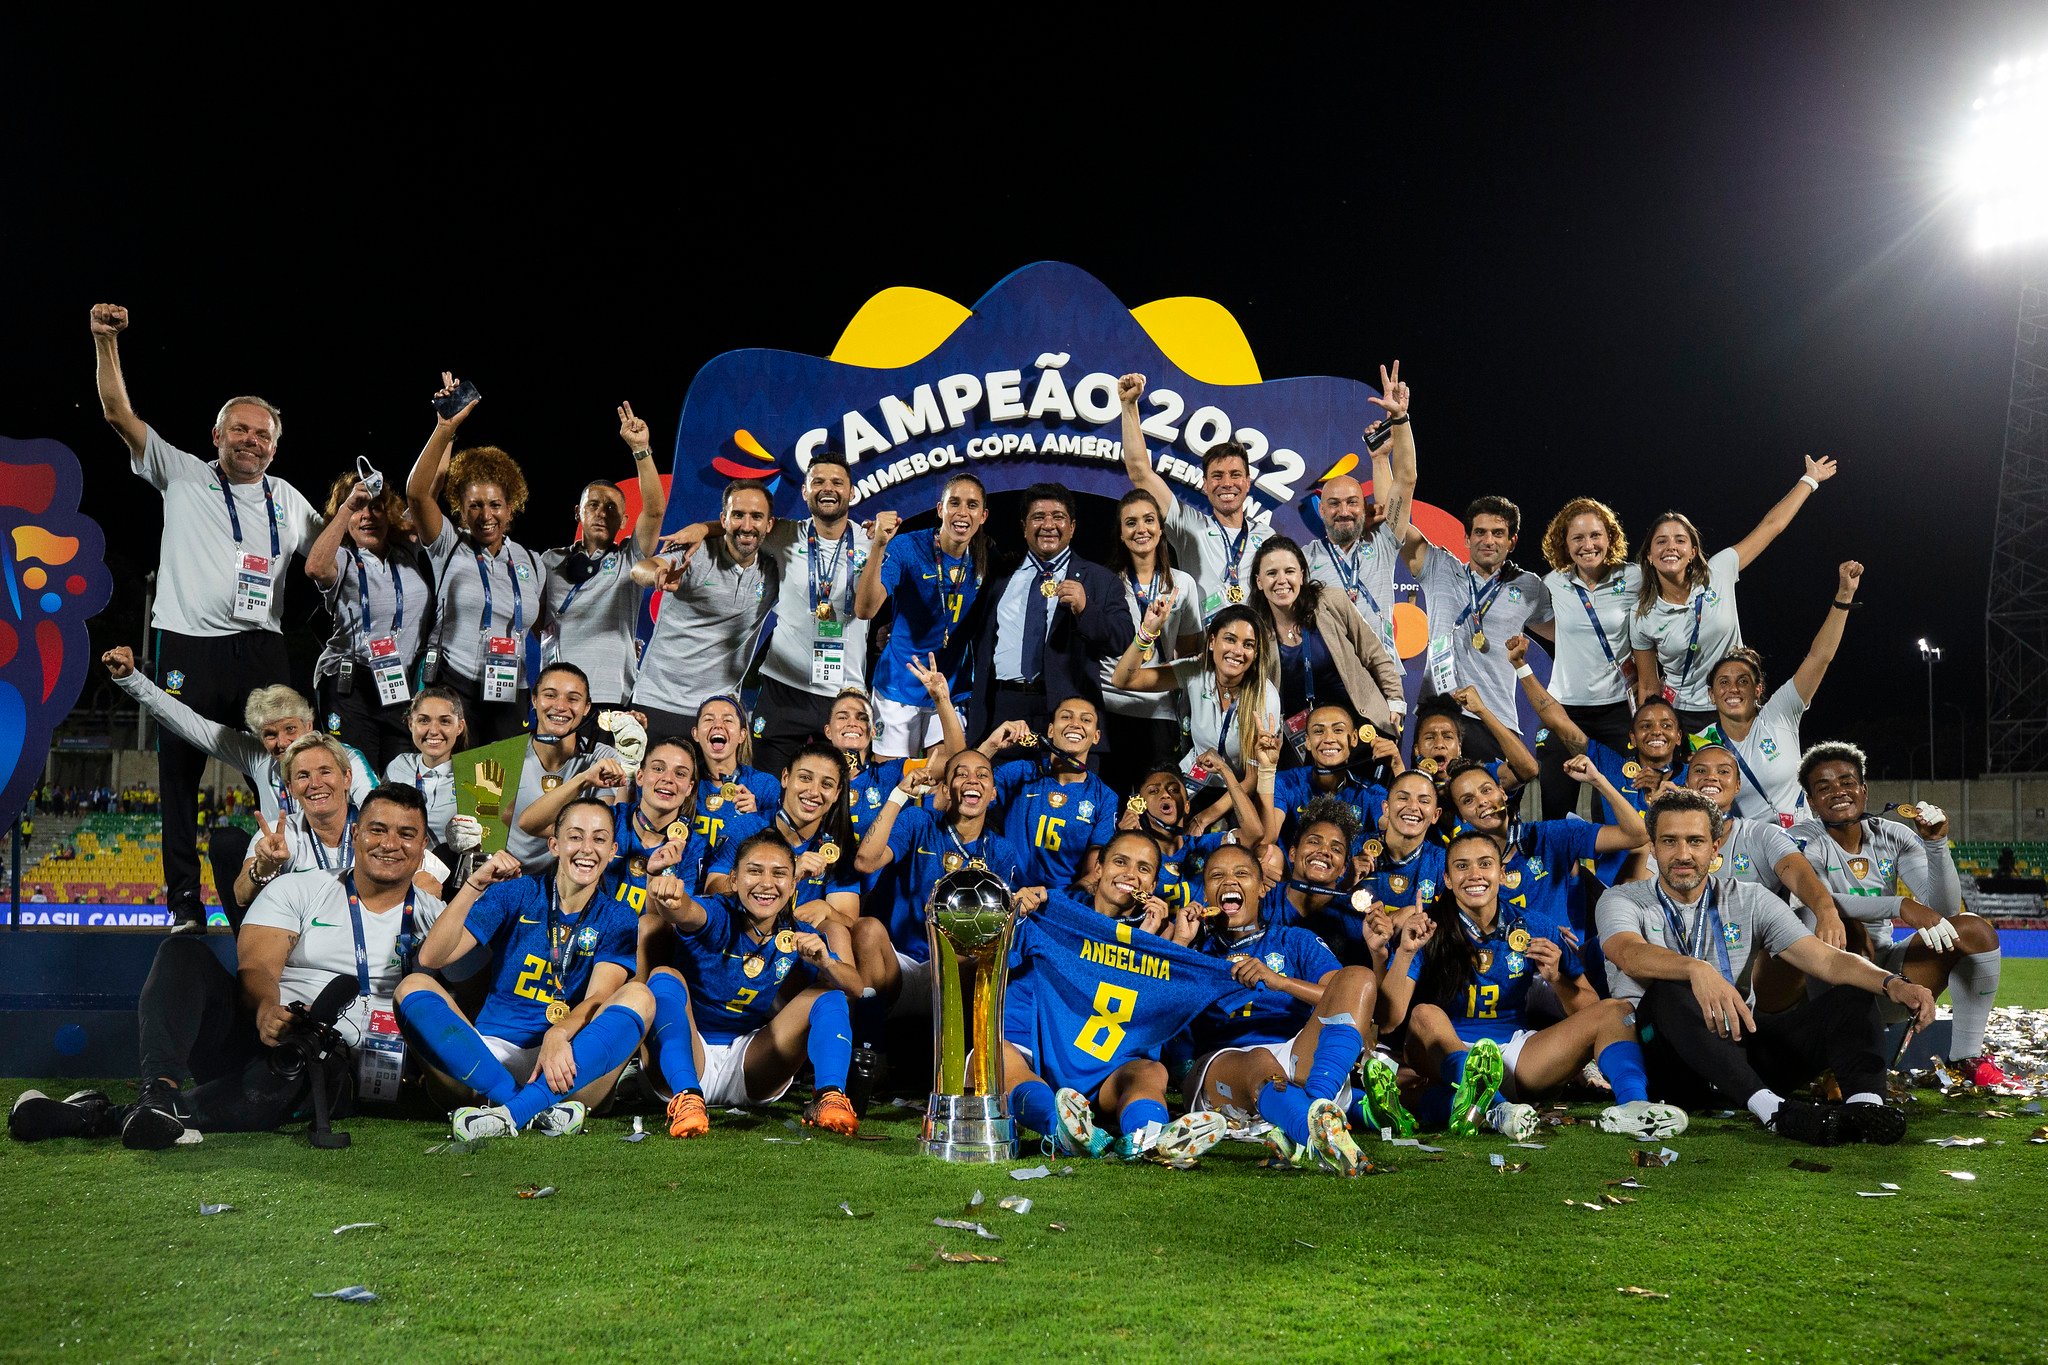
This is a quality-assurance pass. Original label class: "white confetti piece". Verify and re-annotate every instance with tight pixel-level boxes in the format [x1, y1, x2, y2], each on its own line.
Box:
[1939, 1170, 1977, 1181]
[331, 1223, 382, 1236]
[998, 1196, 1032, 1215]
[313, 1286, 378, 1303]
[1009, 1165, 1050, 1181]
[199, 1203, 235, 1216]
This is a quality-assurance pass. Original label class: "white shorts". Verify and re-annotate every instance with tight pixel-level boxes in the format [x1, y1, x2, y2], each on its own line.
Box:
[873, 694, 945, 757]
[694, 1029, 795, 1108]
[1496, 1029, 1539, 1100]
[483, 1035, 540, 1085]
[1188, 1037, 1352, 1137]
[890, 949, 933, 1018]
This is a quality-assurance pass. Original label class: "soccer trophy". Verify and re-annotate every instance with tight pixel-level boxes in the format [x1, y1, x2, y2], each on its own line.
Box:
[920, 866, 1020, 1162]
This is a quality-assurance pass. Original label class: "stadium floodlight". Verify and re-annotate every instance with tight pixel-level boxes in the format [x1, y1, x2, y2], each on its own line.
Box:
[1958, 50, 2048, 251]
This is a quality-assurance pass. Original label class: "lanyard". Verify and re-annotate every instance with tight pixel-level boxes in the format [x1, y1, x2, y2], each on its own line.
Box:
[473, 546, 526, 636]
[1129, 569, 1166, 614]
[269, 765, 294, 817]
[1457, 908, 1520, 945]
[945, 824, 990, 869]
[309, 807, 357, 872]
[1676, 590, 1709, 684]
[1455, 570, 1503, 630]
[1569, 580, 1621, 668]
[1208, 514, 1250, 590]
[351, 549, 406, 640]
[217, 467, 281, 558]
[808, 521, 852, 617]
[1212, 685, 1240, 757]
[1320, 537, 1382, 617]
[344, 874, 418, 998]
[556, 549, 613, 619]
[1654, 880, 1735, 985]
[545, 875, 583, 999]
[1707, 729, 1801, 819]
[937, 542, 972, 648]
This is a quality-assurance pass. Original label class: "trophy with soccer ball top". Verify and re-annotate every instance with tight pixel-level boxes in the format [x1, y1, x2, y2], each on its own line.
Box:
[920, 866, 1019, 1162]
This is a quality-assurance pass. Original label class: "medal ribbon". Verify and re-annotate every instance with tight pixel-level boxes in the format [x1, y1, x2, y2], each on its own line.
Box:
[351, 548, 407, 645]
[217, 468, 282, 558]
[344, 872, 418, 998]
[1569, 580, 1624, 670]
[1455, 569, 1504, 633]
[808, 521, 852, 618]
[1209, 513, 1250, 593]
[309, 805, 357, 872]
[1653, 880, 1735, 986]
[1675, 588, 1709, 685]
[937, 541, 972, 649]
[1320, 537, 1382, 617]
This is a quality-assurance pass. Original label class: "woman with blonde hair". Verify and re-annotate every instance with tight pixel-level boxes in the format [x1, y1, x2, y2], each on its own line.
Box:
[405, 373, 550, 744]
[305, 467, 437, 771]
[1530, 496, 1638, 818]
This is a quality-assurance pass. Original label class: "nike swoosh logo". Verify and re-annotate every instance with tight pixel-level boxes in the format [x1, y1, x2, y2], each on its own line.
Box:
[310, 918, 337, 928]
[518, 916, 541, 924]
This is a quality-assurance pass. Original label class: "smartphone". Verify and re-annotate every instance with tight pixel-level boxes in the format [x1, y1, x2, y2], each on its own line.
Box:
[432, 380, 482, 420]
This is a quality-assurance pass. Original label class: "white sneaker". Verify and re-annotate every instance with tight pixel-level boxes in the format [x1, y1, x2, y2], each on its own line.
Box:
[527, 1100, 587, 1137]
[451, 1104, 518, 1140]
[1151, 1112, 1227, 1164]
[1487, 1100, 1540, 1141]
[1598, 1099, 1689, 1140]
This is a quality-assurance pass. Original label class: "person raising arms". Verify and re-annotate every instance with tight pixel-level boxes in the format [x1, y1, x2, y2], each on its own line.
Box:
[1119, 373, 1270, 622]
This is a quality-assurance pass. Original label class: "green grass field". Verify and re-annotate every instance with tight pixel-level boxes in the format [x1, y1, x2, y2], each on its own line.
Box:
[1997, 956, 2048, 1007]
[1, 958, 2042, 1363]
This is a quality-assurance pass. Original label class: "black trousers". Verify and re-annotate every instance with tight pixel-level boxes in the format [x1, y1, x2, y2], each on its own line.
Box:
[1675, 706, 1718, 736]
[153, 630, 291, 911]
[634, 703, 697, 746]
[1102, 712, 1183, 800]
[136, 937, 311, 1131]
[1635, 979, 1885, 1109]
[318, 671, 413, 776]
[979, 683, 1051, 743]
[753, 676, 838, 780]
[437, 670, 528, 745]
[206, 824, 254, 930]
[1538, 700, 1635, 819]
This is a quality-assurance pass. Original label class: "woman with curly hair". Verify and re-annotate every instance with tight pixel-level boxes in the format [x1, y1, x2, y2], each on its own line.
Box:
[1531, 496, 1639, 818]
[405, 372, 550, 743]
[304, 466, 437, 771]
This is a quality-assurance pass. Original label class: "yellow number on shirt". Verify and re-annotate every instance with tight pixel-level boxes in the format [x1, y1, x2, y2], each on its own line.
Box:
[1507, 894, 1528, 910]
[513, 954, 548, 1001]
[724, 987, 759, 1015]
[696, 814, 725, 844]
[1074, 982, 1140, 1061]
[1465, 983, 1501, 1020]
[1034, 814, 1066, 851]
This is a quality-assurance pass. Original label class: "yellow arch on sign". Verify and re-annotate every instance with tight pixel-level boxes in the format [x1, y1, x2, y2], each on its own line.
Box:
[1129, 297, 1263, 386]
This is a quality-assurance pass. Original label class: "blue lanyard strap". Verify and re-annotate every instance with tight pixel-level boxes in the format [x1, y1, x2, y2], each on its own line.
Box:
[1130, 570, 1166, 612]
[545, 876, 579, 997]
[1676, 590, 1708, 684]
[474, 546, 526, 636]
[352, 549, 406, 640]
[218, 468, 281, 559]
[1455, 570, 1503, 629]
[1320, 538, 1382, 617]
[808, 522, 852, 615]
[1569, 580, 1620, 667]
[1208, 514, 1250, 587]
[556, 549, 612, 619]
[310, 807, 357, 872]
[343, 874, 417, 998]
[1653, 881, 1735, 985]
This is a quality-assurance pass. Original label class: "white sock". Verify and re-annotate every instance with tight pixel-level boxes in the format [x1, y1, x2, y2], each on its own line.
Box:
[1748, 1090, 1784, 1126]
[1845, 1092, 1883, 1106]
[1948, 949, 2002, 1059]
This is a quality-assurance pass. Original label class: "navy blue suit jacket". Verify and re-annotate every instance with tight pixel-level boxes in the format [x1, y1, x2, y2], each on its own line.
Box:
[963, 554, 1135, 742]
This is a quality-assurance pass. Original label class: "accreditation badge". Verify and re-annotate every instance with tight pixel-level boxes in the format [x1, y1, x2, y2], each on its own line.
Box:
[356, 1007, 406, 1104]
[481, 634, 520, 702]
[366, 635, 411, 706]
[232, 550, 275, 623]
[812, 617, 847, 689]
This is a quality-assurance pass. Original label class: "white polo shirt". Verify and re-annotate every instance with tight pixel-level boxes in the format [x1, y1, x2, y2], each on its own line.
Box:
[1163, 498, 1272, 623]
[244, 870, 445, 1046]
[1541, 564, 1641, 708]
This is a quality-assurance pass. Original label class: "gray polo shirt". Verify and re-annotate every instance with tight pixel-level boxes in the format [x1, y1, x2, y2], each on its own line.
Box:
[1163, 497, 1273, 623]
[631, 542, 777, 717]
[1786, 817, 1962, 942]
[1647, 816, 1799, 894]
[384, 752, 457, 844]
[1100, 567, 1202, 722]
[1416, 544, 1552, 733]
[758, 518, 873, 697]
[504, 741, 622, 868]
[1628, 546, 1742, 713]
[316, 545, 433, 683]
[1540, 564, 1640, 708]
[1302, 524, 1402, 655]
[137, 427, 322, 638]
[425, 521, 548, 685]
[1595, 876, 1811, 1005]
[1700, 686, 1808, 822]
[540, 545, 644, 703]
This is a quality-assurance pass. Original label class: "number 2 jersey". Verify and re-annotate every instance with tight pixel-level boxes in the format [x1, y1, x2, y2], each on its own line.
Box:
[464, 873, 640, 1048]
[669, 894, 827, 1045]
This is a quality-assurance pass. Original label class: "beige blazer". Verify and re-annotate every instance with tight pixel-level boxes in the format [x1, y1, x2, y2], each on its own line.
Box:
[1304, 590, 1407, 730]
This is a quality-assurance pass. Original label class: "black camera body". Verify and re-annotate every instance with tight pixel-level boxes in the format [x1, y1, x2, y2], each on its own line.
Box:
[266, 975, 358, 1149]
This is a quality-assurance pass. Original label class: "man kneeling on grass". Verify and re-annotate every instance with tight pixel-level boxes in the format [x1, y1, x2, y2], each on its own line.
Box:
[1595, 788, 1936, 1146]
[395, 798, 649, 1140]
[10, 785, 442, 1149]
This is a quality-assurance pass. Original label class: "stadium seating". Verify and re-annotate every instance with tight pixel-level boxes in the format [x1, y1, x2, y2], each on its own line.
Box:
[19, 813, 259, 906]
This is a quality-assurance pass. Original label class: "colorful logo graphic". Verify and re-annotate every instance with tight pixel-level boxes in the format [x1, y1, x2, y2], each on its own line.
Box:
[1, 438, 114, 829]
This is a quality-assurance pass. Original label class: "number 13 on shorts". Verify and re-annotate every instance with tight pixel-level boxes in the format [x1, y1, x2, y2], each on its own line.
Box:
[1074, 981, 1139, 1061]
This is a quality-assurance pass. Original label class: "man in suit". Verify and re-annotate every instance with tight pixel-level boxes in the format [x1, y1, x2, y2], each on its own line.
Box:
[966, 484, 1134, 743]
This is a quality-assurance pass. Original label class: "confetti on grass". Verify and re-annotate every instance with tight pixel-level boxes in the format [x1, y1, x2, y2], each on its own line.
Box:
[516, 1185, 556, 1200]
[425, 1139, 485, 1156]
[1618, 1286, 1669, 1300]
[1856, 1191, 1897, 1198]
[932, 1218, 1000, 1241]
[936, 1249, 1004, 1264]
[332, 1223, 383, 1236]
[1009, 1165, 1050, 1181]
[998, 1196, 1032, 1215]
[199, 1203, 236, 1216]
[1940, 1170, 1978, 1181]
[314, 1287, 378, 1303]
[838, 1202, 873, 1220]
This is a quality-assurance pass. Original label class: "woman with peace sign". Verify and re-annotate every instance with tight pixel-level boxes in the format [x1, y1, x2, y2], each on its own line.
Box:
[235, 735, 370, 910]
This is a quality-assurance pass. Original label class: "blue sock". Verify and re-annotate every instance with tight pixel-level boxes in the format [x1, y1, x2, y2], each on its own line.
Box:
[1117, 1097, 1169, 1137]
[1306, 1020, 1363, 1102]
[1257, 1081, 1313, 1146]
[648, 973, 702, 1094]
[1010, 1080, 1057, 1137]
[1416, 1082, 1453, 1130]
[506, 1003, 647, 1128]
[1438, 1049, 1468, 1087]
[397, 991, 515, 1105]
[1598, 1039, 1651, 1105]
[806, 990, 854, 1093]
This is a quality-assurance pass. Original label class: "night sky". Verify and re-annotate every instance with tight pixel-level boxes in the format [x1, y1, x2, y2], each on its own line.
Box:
[8, 6, 2040, 778]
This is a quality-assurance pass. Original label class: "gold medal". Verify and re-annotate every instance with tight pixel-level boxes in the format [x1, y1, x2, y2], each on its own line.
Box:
[775, 929, 798, 953]
[1897, 803, 1921, 821]
[815, 601, 835, 623]
[720, 781, 742, 802]
[1622, 761, 1643, 780]
[1228, 953, 1250, 965]
[818, 840, 841, 865]
[1225, 585, 1245, 604]
[667, 820, 689, 841]
[967, 857, 988, 871]
[1507, 927, 1532, 953]
[1418, 757, 1440, 776]
[706, 796, 724, 812]
[1471, 630, 1489, 653]
[1357, 724, 1377, 743]
[1709, 855, 1723, 874]
[628, 856, 648, 879]
[1126, 796, 1148, 815]
[743, 956, 765, 978]
[1349, 888, 1376, 912]
[1017, 732, 1039, 748]
[1048, 792, 1066, 809]
[545, 1000, 569, 1024]
[943, 852, 964, 872]
[1039, 578, 1060, 599]
[1363, 838, 1384, 860]
[1165, 863, 1180, 877]
[541, 775, 562, 792]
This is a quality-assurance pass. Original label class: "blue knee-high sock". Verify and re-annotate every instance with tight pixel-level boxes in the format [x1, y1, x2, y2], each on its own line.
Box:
[1306, 1020, 1363, 1102]
[1010, 1080, 1057, 1137]
[507, 1003, 647, 1128]
[806, 991, 854, 1093]
[1117, 1097, 1169, 1137]
[648, 973, 701, 1094]
[1257, 1081, 1313, 1146]
[398, 991, 515, 1105]
[1597, 1039, 1651, 1105]
[1415, 1082, 1453, 1130]
[1438, 1049, 1468, 1087]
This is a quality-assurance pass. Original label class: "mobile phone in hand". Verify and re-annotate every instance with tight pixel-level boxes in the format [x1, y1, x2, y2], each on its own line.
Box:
[432, 380, 481, 420]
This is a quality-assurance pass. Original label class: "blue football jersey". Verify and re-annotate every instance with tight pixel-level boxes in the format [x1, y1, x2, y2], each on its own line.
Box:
[1409, 908, 1583, 1043]
[881, 807, 1027, 961]
[694, 767, 782, 853]
[1357, 840, 1448, 911]
[1583, 738, 1673, 884]
[1501, 818, 1601, 929]
[872, 529, 982, 705]
[706, 809, 858, 908]
[670, 894, 825, 1045]
[992, 762, 1118, 891]
[1153, 831, 1232, 911]
[1188, 924, 1340, 1051]
[1271, 768, 1387, 854]
[607, 803, 710, 920]
[467, 874, 640, 1047]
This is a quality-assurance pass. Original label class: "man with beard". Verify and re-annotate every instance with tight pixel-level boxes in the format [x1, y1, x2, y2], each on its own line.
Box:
[629, 480, 780, 738]
[1301, 361, 1417, 660]
[658, 452, 872, 778]
[1119, 373, 1272, 623]
[1597, 788, 1936, 1145]
[1788, 743, 2008, 1087]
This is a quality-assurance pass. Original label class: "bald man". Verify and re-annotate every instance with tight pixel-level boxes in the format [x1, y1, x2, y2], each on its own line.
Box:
[1302, 364, 1416, 665]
